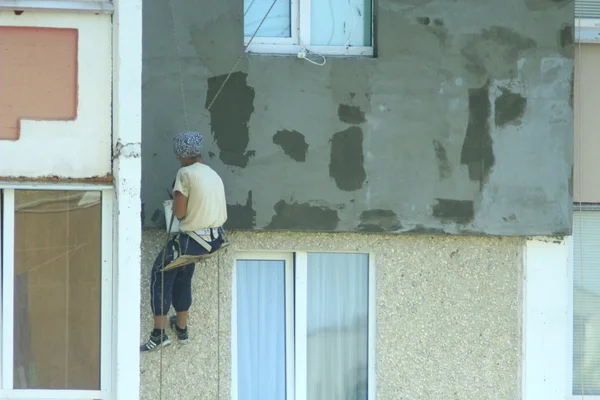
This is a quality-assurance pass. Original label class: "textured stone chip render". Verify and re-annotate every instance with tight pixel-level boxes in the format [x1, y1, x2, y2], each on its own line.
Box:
[140, 229, 523, 400]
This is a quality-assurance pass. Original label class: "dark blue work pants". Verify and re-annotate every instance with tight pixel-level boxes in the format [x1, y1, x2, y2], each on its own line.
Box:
[150, 232, 222, 316]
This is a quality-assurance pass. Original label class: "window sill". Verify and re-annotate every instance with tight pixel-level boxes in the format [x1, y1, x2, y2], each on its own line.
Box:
[0, 0, 113, 14]
[576, 18, 600, 43]
[245, 43, 374, 57]
[0, 389, 104, 399]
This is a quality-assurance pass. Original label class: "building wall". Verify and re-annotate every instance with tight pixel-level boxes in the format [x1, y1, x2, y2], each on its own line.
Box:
[142, 0, 574, 236]
[139, 229, 523, 400]
[0, 11, 112, 179]
[573, 43, 600, 202]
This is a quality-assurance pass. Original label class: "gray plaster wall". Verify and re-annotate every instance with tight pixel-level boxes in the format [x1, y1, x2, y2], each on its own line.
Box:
[142, 0, 574, 236]
[139, 229, 523, 399]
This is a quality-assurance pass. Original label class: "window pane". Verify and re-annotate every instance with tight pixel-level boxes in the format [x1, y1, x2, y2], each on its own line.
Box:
[13, 190, 102, 390]
[307, 253, 369, 399]
[244, 0, 291, 38]
[311, 0, 372, 46]
[236, 259, 286, 400]
[573, 211, 600, 395]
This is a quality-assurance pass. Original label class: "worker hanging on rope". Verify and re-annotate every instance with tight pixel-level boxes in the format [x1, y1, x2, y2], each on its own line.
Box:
[140, 131, 228, 352]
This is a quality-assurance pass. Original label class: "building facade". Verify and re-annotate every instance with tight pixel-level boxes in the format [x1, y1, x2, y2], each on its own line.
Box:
[0, 0, 597, 399]
[0, 0, 142, 399]
[138, 1, 598, 400]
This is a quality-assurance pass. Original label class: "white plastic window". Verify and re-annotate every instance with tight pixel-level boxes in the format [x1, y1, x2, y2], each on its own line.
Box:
[243, 0, 373, 56]
[0, 1, 114, 13]
[572, 210, 600, 397]
[0, 185, 113, 400]
[232, 251, 376, 400]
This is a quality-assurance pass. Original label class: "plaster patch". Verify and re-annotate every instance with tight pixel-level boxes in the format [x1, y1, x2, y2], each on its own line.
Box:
[338, 104, 366, 124]
[329, 126, 367, 191]
[266, 200, 339, 231]
[460, 80, 494, 189]
[329, 127, 367, 191]
[205, 71, 255, 168]
[432, 198, 475, 224]
[433, 140, 451, 180]
[559, 24, 574, 57]
[461, 26, 536, 82]
[494, 88, 527, 127]
[226, 190, 256, 230]
[273, 129, 309, 162]
[357, 209, 403, 232]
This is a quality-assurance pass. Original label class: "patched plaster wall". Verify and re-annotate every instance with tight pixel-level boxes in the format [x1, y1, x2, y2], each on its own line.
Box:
[142, 0, 573, 235]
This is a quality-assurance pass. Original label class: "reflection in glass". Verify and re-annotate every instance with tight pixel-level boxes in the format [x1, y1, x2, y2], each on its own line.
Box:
[13, 190, 102, 390]
[311, 0, 371, 46]
[244, 0, 291, 38]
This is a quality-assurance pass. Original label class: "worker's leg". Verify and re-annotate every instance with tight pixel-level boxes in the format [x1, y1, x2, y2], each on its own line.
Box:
[172, 263, 195, 326]
[170, 263, 195, 342]
[150, 259, 178, 327]
[141, 238, 180, 352]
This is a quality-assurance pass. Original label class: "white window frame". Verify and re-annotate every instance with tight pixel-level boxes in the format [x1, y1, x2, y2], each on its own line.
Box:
[523, 212, 600, 399]
[0, 0, 113, 13]
[0, 183, 113, 400]
[231, 250, 376, 400]
[244, 0, 374, 56]
[568, 208, 600, 400]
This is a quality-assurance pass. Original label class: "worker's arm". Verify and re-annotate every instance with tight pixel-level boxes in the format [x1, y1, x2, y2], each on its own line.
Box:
[172, 168, 190, 220]
[173, 190, 188, 220]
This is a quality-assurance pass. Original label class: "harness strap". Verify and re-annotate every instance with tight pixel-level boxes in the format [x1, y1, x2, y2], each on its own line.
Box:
[187, 231, 213, 252]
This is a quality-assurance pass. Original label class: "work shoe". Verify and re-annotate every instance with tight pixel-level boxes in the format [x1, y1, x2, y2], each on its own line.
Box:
[140, 331, 171, 352]
[169, 315, 189, 344]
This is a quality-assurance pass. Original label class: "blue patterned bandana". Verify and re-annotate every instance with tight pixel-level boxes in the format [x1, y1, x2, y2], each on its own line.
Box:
[173, 131, 203, 159]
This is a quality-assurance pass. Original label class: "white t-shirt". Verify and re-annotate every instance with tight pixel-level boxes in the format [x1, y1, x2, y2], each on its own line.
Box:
[172, 163, 227, 232]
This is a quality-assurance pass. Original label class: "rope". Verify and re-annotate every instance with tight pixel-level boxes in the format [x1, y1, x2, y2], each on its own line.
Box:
[202, 0, 280, 119]
[167, 0, 189, 130]
[159, 212, 175, 400]
[159, 1, 281, 399]
[217, 251, 221, 398]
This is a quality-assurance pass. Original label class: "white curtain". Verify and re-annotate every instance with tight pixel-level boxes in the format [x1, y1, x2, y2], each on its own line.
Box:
[236, 260, 286, 400]
[306, 253, 369, 400]
[236, 254, 369, 400]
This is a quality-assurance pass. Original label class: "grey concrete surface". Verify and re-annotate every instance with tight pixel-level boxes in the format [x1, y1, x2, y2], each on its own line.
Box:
[142, 0, 574, 236]
[139, 229, 523, 399]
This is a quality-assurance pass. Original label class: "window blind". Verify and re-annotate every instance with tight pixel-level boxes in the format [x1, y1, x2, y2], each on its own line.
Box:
[576, 0, 600, 19]
[572, 210, 600, 395]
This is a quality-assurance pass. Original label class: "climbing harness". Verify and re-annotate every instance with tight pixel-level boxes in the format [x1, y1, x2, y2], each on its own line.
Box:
[155, 1, 281, 399]
[160, 227, 230, 272]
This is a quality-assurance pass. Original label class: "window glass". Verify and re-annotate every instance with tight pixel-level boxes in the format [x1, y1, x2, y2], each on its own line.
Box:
[13, 190, 102, 390]
[236, 259, 286, 400]
[306, 252, 369, 399]
[244, 0, 291, 38]
[311, 0, 371, 46]
[572, 210, 600, 395]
